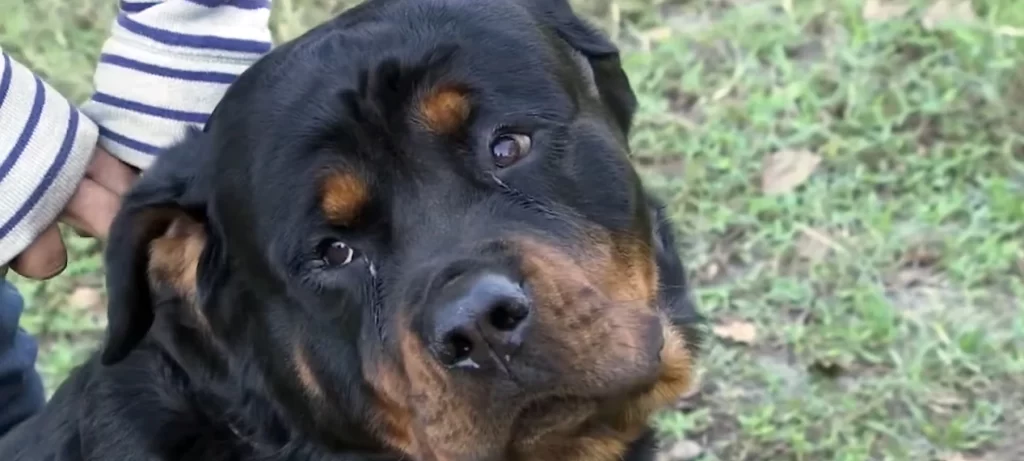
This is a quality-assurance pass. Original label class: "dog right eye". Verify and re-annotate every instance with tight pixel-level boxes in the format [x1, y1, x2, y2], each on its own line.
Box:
[490, 133, 532, 168]
[319, 240, 359, 267]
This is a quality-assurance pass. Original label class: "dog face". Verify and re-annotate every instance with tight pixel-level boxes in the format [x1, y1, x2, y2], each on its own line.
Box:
[99, 1, 701, 460]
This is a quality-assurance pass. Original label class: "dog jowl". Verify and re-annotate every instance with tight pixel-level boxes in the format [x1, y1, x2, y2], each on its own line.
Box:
[0, 1, 703, 461]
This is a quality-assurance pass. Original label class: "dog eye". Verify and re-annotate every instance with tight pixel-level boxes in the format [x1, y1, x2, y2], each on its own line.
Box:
[321, 240, 359, 267]
[490, 134, 531, 168]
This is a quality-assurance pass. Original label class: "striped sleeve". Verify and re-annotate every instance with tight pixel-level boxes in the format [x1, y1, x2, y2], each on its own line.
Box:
[0, 50, 99, 267]
[80, 0, 274, 170]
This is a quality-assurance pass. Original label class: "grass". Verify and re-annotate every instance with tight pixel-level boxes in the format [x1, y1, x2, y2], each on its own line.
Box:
[3, 0, 1023, 459]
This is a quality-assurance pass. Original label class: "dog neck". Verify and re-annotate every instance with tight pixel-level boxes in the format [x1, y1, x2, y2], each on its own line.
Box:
[142, 296, 296, 455]
[146, 293, 394, 459]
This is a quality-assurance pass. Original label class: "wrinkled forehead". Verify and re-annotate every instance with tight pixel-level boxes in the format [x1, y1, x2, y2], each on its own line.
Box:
[232, 2, 578, 122]
[229, 45, 566, 165]
[205, 1, 605, 234]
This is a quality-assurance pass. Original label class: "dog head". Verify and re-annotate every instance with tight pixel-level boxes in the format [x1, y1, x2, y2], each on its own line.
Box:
[100, 1, 702, 460]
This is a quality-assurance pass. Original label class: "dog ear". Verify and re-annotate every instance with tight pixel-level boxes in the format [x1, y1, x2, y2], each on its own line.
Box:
[647, 195, 705, 356]
[529, 0, 638, 135]
[100, 133, 217, 365]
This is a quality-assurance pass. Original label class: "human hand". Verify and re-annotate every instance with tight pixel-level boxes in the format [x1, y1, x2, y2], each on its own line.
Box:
[9, 147, 138, 280]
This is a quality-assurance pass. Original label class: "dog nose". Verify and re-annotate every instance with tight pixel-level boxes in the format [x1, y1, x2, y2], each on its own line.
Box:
[428, 273, 533, 369]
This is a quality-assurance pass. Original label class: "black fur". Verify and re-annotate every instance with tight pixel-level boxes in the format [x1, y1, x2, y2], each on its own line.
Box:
[0, 1, 702, 460]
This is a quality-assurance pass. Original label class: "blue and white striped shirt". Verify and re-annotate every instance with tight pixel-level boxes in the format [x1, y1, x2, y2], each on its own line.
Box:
[0, 0, 273, 265]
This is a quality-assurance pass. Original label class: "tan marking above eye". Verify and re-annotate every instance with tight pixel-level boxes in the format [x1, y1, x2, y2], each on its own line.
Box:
[417, 85, 471, 135]
[320, 171, 369, 225]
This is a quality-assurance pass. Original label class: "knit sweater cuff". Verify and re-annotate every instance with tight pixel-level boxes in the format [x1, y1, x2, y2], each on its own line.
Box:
[80, 0, 273, 170]
[0, 52, 99, 267]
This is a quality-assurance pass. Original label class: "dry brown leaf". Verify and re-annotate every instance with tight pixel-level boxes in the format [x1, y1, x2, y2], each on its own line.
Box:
[68, 286, 102, 309]
[712, 319, 757, 344]
[659, 439, 704, 461]
[635, 26, 674, 52]
[900, 242, 943, 267]
[697, 260, 721, 282]
[796, 232, 830, 262]
[760, 149, 821, 195]
[939, 453, 982, 461]
[922, 0, 978, 30]
[862, 0, 912, 22]
[641, 26, 673, 42]
[795, 224, 847, 262]
[928, 390, 966, 415]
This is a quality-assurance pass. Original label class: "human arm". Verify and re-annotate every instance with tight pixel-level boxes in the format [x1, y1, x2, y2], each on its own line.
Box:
[3, 0, 274, 276]
[1, 1, 273, 435]
[80, 0, 274, 169]
[0, 49, 99, 269]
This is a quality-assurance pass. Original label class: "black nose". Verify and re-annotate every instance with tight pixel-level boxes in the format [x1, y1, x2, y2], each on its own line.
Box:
[427, 272, 533, 369]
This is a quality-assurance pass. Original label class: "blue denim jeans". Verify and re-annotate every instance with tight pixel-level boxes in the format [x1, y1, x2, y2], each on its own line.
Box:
[0, 279, 45, 437]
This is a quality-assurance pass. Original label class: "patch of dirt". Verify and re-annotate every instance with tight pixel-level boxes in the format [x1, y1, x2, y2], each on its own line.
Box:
[984, 421, 1024, 460]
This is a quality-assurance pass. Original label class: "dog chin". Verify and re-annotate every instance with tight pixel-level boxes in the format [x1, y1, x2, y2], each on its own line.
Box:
[495, 326, 671, 454]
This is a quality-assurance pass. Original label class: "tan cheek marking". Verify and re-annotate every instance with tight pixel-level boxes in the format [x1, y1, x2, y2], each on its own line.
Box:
[398, 327, 478, 461]
[147, 215, 211, 331]
[371, 391, 417, 454]
[363, 315, 477, 461]
[417, 86, 470, 135]
[510, 234, 691, 461]
[292, 343, 325, 401]
[522, 228, 659, 307]
[526, 322, 694, 461]
[320, 172, 368, 225]
[514, 236, 656, 376]
[363, 357, 418, 455]
[549, 437, 631, 461]
[599, 231, 659, 306]
[148, 217, 205, 297]
[611, 321, 694, 427]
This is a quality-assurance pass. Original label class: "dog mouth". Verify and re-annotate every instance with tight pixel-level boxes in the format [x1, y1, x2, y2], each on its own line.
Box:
[370, 234, 690, 461]
[365, 298, 692, 461]
[512, 375, 660, 428]
[487, 320, 684, 461]
[510, 395, 604, 447]
[519, 317, 667, 398]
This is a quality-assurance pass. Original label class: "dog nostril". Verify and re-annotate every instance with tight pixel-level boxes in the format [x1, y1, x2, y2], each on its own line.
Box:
[489, 301, 528, 332]
[443, 331, 475, 364]
[428, 273, 532, 368]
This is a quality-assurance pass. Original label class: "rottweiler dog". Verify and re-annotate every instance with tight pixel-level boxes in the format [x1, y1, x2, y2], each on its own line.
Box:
[0, 0, 703, 460]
